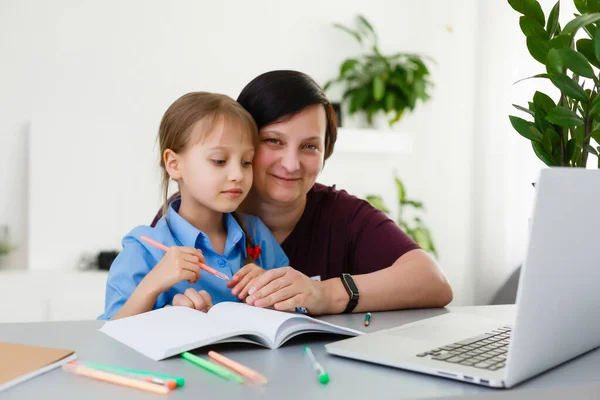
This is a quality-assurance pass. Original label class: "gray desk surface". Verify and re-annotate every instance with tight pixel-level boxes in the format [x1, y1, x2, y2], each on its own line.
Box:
[1, 305, 598, 399]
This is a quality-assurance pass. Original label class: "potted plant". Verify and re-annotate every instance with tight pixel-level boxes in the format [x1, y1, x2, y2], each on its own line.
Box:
[508, 0, 600, 167]
[366, 174, 437, 258]
[324, 15, 434, 128]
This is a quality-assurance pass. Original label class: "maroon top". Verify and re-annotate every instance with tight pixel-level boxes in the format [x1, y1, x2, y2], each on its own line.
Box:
[281, 183, 420, 280]
[151, 183, 420, 280]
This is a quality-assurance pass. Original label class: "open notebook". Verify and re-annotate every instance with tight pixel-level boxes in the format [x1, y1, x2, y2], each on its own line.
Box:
[0, 342, 77, 392]
[100, 302, 363, 361]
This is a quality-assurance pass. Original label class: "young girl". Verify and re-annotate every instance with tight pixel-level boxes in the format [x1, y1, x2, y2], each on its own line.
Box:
[99, 92, 289, 320]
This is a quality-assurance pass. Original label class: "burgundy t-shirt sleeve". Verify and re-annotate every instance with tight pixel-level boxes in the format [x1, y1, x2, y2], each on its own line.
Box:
[343, 194, 421, 275]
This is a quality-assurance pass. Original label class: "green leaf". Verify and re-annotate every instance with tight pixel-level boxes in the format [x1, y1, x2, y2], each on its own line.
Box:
[573, 125, 585, 145]
[520, 16, 548, 38]
[513, 103, 535, 116]
[566, 138, 582, 163]
[348, 86, 370, 114]
[532, 141, 556, 166]
[555, 48, 596, 78]
[550, 35, 571, 49]
[547, 48, 563, 74]
[526, 36, 550, 64]
[508, 0, 545, 26]
[591, 127, 600, 144]
[405, 200, 424, 209]
[546, 106, 585, 127]
[549, 74, 589, 102]
[595, 23, 600, 62]
[372, 76, 385, 101]
[385, 91, 396, 112]
[590, 0, 600, 12]
[395, 176, 406, 203]
[533, 91, 556, 113]
[576, 39, 600, 68]
[590, 94, 600, 115]
[366, 195, 390, 214]
[509, 116, 543, 141]
[333, 23, 362, 43]
[514, 73, 551, 86]
[547, 1, 560, 37]
[561, 13, 600, 39]
[543, 127, 562, 154]
[587, 144, 599, 156]
[357, 15, 377, 42]
[339, 58, 360, 77]
[575, 0, 589, 13]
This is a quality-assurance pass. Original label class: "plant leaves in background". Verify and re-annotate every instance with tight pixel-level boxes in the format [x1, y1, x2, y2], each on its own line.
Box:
[508, 0, 546, 25]
[510, 116, 543, 141]
[513, 103, 535, 116]
[547, 1, 560, 36]
[576, 38, 600, 67]
[546, 106, 585, 127]
[533, 91, 556, 113]
[520, 16, 548, 38]
[555, 48, 596, 78]
[549, 74, 589, 101]
[527, 36, 551, 64]
[532, 141, 556, 165]
[561, 13, 600, 39]
[372, 76, 385, 101]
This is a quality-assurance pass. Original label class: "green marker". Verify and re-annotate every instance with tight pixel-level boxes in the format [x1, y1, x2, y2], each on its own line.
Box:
[181, 352, 244, 383]
[83, 361, 185, 387]
[364, 312, 372, 326]
[304, 346, 330, 384]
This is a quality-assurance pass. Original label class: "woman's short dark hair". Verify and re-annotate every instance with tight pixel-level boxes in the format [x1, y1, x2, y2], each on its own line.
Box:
[237, 70, 337, 160]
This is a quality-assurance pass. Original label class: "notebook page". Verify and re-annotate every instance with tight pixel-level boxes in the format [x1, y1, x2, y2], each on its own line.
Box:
[209, 302, 303, 345]
[100, 306, 237, 360]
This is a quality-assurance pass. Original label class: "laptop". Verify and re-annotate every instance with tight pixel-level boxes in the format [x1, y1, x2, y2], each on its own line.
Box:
[326, 168, 600, 388]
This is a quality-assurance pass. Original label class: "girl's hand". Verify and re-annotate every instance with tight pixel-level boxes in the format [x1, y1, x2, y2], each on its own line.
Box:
[245, 267, 329, 315]
[227, 263, 265, 300]
[142, 246, 206, 294]
[172, 288, 213, 312]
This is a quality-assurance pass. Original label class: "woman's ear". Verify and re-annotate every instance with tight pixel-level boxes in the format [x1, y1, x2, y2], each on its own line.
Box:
[164, 149, 182, 180]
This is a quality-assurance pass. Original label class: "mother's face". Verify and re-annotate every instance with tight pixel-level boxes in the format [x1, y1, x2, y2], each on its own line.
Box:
[252, 104, 327, 206]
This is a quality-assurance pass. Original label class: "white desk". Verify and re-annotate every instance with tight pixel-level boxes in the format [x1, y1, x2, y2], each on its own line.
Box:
[1, 305, 599, 399]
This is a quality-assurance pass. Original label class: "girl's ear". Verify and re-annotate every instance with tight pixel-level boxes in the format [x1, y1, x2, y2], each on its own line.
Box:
[164, 149, 182, 180]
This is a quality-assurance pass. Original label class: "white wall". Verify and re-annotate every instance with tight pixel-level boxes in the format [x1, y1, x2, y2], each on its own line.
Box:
[0, 0, 523, 308]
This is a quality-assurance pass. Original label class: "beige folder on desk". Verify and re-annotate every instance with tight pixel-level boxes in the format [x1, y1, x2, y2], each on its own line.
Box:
[0, 342, 77, 392]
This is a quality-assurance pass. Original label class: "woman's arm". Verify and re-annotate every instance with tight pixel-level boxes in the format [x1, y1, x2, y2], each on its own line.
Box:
[320, 249, 453, 314]
[246, 193, 453, 315]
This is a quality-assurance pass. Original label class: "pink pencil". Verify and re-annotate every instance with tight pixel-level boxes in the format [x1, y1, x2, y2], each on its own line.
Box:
[208, 351, 268, 385]
[140, 236, 230, 281]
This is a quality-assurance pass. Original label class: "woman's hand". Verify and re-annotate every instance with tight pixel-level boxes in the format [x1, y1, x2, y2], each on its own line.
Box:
[227, 263, 265, 300]
[142, 246, 206, 295]
[172, 288, 213, 312]
[245, 267, 329, 315]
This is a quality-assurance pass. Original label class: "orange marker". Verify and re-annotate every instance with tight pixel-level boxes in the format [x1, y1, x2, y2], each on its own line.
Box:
[140, 236, 230, 281]
[208, 351, 268, 385]
[63, 363, 169, 394]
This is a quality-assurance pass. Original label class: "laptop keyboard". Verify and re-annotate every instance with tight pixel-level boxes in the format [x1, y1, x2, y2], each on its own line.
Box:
[417, 326, 512, 371]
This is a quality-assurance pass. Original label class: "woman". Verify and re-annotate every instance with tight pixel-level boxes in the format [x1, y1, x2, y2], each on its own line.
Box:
[155, 70, 453, 315]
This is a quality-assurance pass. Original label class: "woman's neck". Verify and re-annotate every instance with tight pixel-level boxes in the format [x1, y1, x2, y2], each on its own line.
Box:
[177, 192, 226, 236]
[242, 192, 307, 244]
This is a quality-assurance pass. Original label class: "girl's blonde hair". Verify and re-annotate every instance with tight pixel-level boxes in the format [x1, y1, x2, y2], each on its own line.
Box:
[158, 92, 258, 263]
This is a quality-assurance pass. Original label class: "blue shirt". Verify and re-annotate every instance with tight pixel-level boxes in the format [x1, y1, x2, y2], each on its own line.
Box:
[99, 199, 289, 320]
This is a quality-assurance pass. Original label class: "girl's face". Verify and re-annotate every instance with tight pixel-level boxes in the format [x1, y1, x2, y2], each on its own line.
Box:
[251, 104, 326, 206]
[166, 116, 255, 213]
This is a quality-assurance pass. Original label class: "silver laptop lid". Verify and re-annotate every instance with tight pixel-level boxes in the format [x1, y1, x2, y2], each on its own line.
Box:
[505, 168, 600, 387]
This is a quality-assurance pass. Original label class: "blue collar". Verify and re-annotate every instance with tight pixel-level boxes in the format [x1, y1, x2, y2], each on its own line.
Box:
[167, 198, 246, 255]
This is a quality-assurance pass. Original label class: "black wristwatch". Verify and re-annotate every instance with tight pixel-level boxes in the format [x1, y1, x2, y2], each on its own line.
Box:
[341, 273, 359, 313]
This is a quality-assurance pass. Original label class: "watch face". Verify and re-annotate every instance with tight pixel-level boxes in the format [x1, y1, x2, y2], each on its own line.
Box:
[343, 274, 359, 294]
